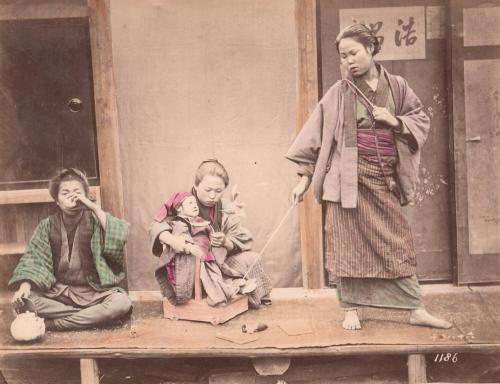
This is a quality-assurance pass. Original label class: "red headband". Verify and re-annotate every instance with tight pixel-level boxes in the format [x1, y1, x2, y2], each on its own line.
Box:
[153, 191, 192, 222]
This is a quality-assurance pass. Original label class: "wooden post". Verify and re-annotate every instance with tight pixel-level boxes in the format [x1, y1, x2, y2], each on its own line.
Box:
[407, 354, 427, 384]
[295, 0, 324, 289]
[194, 257, 202, 301]
[80, 358, 99, 384]
[87, 0, 125, 218]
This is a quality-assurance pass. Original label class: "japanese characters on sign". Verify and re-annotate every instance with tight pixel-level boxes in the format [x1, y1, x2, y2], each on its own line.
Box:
[339, 7, 426, 60]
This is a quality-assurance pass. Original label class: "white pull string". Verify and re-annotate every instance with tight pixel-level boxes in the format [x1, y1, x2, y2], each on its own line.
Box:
[243, 204, 296, 279]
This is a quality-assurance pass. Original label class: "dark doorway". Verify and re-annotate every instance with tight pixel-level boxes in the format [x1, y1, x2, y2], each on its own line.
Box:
[0, 17, 99, 190]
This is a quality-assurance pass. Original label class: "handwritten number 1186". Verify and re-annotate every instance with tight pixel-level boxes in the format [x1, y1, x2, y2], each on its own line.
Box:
[434, 353, 458, 363]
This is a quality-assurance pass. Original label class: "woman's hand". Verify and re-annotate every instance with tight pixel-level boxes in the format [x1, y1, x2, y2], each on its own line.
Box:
[68, 192, 108, 229]
[71, 193, 96, 210]
[185, 243, 203, 258]
[66, 191, 95, 210]
[12, 282, 31, 308]
[292, 176, 311, 205]
[159, 231, 203, 257]
[372, 107, 400, 129]
[211, 232, 233, 250]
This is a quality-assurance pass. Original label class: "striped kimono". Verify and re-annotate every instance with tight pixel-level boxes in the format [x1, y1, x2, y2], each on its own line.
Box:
[286, 65, 430, 309]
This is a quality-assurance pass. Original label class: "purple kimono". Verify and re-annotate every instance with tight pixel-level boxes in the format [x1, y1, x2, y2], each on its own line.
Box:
[285, 66, 430, 207]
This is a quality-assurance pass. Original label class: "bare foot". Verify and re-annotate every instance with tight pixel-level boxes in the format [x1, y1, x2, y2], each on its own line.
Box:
[410, 308, 452, 329]
[342, 309, 361, 330]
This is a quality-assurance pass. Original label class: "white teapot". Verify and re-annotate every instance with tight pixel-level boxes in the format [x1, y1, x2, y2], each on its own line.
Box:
[10, 311, 46, 342]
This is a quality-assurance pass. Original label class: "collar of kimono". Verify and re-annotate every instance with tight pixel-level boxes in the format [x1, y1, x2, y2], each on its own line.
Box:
[49, 210, 92, 271]
[342, 64, 391, 148]
[174, 216, 212, 239]
[176, 215, 211, 228]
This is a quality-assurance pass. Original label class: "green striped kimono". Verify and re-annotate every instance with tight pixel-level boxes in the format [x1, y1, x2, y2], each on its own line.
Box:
[9, 212, 129, 291]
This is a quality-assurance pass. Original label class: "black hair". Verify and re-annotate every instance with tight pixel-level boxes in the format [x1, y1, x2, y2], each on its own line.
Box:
[335, 23, 381, 56]
[48, 168, 89, 201]
[194, 159, 229, 187]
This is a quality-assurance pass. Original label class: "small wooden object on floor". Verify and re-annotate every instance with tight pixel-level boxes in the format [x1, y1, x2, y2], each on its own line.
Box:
[215, 329, 259, 344]
[163, 256, 248, 325]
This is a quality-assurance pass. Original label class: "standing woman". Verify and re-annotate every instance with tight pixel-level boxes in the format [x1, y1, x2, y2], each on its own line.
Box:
[286, 24, 451, 330]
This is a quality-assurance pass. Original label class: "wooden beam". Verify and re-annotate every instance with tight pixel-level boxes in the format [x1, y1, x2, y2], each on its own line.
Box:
[0, 187, 100, 205]
[447, 0, 466, 285]
[80, 358, 99, 384]
[87, 0, 125, 218]
[0, 189, 51, 204]
[0, 2, 88, 20]
[2, 344, 500, 359]
[295, 0, 324, 289]
[407, 354, 427, 384]
[0, 243, 25, 257]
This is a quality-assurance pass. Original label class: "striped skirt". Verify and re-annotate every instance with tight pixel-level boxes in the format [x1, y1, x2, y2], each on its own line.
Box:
[325, 156, 417, 281]
[325, 156, 420, 308]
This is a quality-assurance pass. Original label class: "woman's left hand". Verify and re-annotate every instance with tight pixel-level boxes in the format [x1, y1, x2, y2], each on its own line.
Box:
[211, 232, 231, 249]
[372, 107, 400, 129]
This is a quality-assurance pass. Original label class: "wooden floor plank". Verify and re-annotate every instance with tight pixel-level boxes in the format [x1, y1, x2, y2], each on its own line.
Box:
[1, 288, 500, 359]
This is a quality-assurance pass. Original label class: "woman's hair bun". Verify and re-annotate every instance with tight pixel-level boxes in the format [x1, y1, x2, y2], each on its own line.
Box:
[335, 23, 381, 56]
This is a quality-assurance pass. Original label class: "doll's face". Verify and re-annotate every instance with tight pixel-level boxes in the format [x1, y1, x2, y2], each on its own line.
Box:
[177, 196, 200, 217]
[56, 179, 86, 214]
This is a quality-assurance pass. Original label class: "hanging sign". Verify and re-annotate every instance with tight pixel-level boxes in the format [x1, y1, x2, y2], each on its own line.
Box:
[339, 7, 426, 61]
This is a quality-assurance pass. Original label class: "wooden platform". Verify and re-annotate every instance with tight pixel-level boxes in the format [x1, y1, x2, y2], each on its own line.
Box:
[1, 286, 500, 383]
[163, 295, 248, 325]
[2, 286, 500, 357]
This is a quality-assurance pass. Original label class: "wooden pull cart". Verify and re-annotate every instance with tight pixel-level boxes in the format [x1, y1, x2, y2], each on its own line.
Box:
[163, 255, 248, 325]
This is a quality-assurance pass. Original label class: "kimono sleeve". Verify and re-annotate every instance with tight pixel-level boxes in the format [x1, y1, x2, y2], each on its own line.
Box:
[221, 200, 253, 253]
[9, 219, 56, 291]
[101, 213, 129, 265]
[395, 78, 430, 153]
[160, 220, 192, 265]
[285, 101, 325, 174]
[149, 220, 172, 257]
